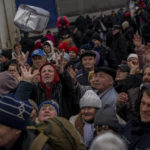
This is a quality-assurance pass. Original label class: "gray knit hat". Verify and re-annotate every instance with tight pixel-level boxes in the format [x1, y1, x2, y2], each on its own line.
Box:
[80, 90, 102, 109]
[0, 71, 18, 95]
[94, 105, 119, 130]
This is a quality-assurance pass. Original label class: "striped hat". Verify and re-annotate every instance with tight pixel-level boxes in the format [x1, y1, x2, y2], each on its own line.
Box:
[0, 94, 33, 130]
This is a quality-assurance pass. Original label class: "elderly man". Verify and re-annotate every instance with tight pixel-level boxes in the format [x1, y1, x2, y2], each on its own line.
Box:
[94, 66, 118, 108]
[31, 49, 46, 70]
[120, 86, 150, 150]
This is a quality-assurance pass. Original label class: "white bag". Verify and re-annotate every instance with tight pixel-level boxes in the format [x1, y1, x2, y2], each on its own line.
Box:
[14, 4, 50, 32]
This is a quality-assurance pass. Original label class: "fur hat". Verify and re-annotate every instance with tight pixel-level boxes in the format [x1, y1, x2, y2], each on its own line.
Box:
[80, 90, 102, 109]
[0, 94, 33, 130]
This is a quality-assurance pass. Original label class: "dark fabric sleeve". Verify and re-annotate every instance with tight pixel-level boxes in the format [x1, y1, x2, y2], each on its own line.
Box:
[15, 81, 34, 100]
[122, 74, 142, 93]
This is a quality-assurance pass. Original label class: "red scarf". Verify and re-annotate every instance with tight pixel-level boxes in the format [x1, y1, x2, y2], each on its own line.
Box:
[39, 63, 60, 100]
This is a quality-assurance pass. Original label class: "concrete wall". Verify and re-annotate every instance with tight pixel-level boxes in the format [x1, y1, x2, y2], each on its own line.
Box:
[56, 0, 129, 16]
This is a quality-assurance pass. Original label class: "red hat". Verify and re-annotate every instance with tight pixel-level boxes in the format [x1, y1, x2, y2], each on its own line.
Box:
[34, 41, 42, 50]
[68, 46, 78, 55]
[57, 42, 69, 52]
[125, 12, 130, 17]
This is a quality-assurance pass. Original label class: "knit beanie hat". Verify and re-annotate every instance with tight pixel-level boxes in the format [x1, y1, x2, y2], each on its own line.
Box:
[80, 90, 102, 109]
[38, 100, 60, 116]
[0, 94, 33, 130]
[57, 42, 69, 52]
[68, 46, 78, 55]
[94, 105, 119, 130]
[127, 53, 138, 61]
[0, 71, 18, 95]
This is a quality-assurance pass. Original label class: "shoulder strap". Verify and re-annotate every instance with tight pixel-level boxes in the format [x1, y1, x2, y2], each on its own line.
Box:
[51, 118, 77, 150]
[29, 132, 49, 150]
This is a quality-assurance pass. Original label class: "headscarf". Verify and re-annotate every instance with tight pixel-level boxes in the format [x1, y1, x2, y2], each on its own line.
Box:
[39, 63, 60, 99]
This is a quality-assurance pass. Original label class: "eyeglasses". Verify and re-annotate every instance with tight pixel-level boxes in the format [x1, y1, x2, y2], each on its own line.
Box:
[96, 125, 116, 132]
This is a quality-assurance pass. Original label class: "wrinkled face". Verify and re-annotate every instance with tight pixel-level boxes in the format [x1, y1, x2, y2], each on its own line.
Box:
[140, 92, 150, 123]
[32, 55, 45, 69]
[41, 65, 54, 84]
[43, 45, 51, 54]
[94, 72, 113, 92]
[115, 69, 128, 81]
[0, 124, 21, 148]
[69, 51, 77, 60]
[8, 65, 19, 78]
[81, 107, 97, 122]
[143, 67, 150, 85]
[82, 56, 96, 70]
[0, 55, 7, 64]
[38, 104, 57, 122]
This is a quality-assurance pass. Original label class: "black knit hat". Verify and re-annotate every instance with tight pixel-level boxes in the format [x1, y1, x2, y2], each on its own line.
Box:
[1, 50, 12, 60]
[95, 66, 116, 79]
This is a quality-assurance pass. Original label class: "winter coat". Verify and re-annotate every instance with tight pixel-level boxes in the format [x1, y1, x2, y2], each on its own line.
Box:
[15, 71, 78, 119]
[117, 87, 141, 122]
[76, 68, 90, 86]
[110, 32, 128, 68]
[119, 120, 150, 150]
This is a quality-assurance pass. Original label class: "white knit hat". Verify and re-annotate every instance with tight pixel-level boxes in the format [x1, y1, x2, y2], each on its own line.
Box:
[80, 90, 102, 109]
[127, 53, 138, 61]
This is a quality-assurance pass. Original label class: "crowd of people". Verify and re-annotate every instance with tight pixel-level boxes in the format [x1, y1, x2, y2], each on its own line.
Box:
[1, 0, 150, 149]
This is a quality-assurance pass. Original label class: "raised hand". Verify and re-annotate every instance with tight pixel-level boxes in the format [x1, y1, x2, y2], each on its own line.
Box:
[15, 51, 29, 67]
[67, 66, 77, 84]
[117, 92, 128, 105]
[20, 66, 38, 82]
[55, 51, 65, 74]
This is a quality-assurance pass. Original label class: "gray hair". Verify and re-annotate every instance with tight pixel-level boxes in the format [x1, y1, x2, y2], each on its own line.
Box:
[90, 132, 127, 150]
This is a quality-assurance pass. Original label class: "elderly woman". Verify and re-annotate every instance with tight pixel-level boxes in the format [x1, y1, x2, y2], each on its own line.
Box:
[70, 90, 102, 149]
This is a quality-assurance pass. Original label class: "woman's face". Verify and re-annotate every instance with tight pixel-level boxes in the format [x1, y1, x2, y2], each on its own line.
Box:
[43, 45, 51, 54]
[81, 107, 97, 122]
